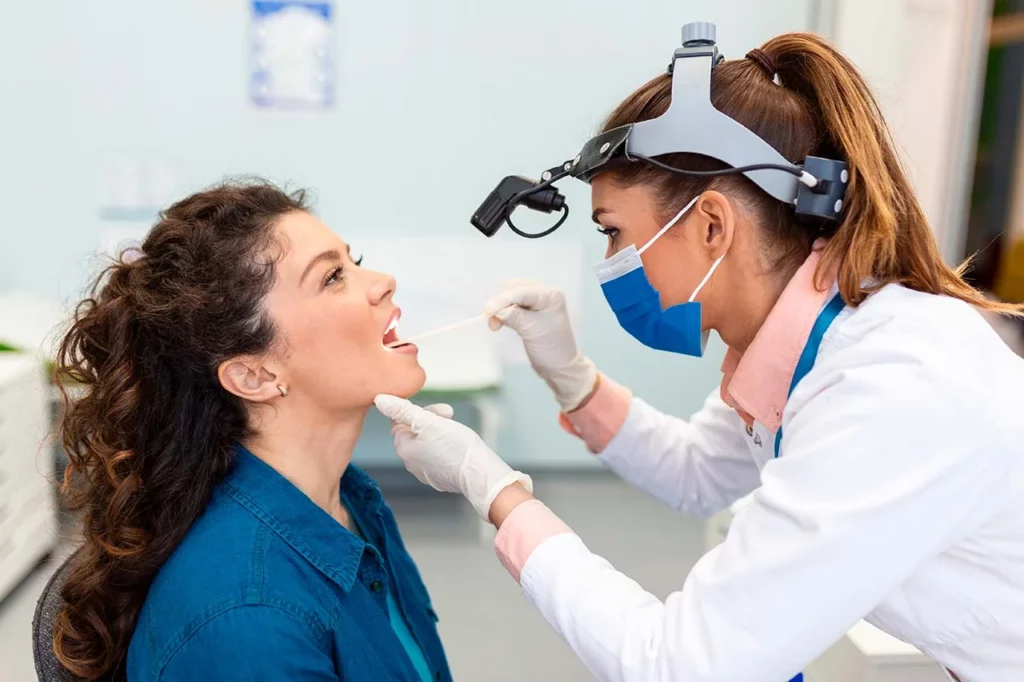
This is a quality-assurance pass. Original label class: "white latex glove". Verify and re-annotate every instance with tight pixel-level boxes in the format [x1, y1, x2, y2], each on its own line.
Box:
[374, 395, 533, 520]
[484, 280, 598, 412]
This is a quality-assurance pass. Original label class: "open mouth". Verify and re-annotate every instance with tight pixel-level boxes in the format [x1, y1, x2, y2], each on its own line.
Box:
[383, 310, 401, 346]
[382, 310, 415, 351]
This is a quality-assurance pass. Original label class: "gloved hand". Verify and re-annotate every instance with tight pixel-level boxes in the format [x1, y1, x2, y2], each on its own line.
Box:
[484, 280, 598, 412]
[374, 395, 533, 520]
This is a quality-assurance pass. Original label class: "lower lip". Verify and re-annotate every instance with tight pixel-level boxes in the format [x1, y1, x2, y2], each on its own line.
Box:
[389, 343, 418, 355]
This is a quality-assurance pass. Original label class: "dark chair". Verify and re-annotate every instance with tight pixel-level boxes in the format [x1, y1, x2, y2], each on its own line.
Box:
[32, 549, 121, 682]
[31, 549, 82, 681]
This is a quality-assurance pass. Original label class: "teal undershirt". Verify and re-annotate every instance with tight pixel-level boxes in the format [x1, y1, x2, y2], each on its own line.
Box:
[347, 508, 433, 682]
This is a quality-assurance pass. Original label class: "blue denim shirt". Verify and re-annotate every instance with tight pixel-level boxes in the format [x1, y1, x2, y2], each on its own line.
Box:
[127, 446, 452, 682]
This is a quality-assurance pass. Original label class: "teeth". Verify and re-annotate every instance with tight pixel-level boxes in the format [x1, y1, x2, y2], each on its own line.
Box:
[385, 317, 398, 334]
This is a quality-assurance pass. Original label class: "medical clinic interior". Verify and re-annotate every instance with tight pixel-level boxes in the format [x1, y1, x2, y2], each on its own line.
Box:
[2, 1, 1024, 681]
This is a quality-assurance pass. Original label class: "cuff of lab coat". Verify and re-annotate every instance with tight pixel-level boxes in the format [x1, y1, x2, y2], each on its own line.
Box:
[494, 500, 574, 583]
[557, 374, 632, 453]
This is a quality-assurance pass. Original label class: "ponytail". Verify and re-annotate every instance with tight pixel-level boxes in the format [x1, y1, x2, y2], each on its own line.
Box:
[761, 33, 1022, 315]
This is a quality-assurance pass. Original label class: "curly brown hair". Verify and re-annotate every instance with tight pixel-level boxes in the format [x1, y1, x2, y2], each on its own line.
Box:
[52, 180, 308, 680]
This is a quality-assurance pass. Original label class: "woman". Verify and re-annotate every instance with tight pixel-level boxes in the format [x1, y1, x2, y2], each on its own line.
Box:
[52, 181, 452, 682]
[374, 33, 1024, 681]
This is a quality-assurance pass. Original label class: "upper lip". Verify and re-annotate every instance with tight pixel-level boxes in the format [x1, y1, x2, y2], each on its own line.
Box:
[383, 308, 401, 337]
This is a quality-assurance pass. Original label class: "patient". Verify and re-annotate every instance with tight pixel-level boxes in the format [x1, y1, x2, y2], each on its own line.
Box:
[52, 180, 451, 681]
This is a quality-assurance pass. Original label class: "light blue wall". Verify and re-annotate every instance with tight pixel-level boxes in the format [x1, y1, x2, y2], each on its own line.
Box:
[0, 0, 810, 466]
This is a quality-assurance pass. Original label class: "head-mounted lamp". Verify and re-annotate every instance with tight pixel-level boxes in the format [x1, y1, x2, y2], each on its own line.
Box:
[471, 21, 849, 239]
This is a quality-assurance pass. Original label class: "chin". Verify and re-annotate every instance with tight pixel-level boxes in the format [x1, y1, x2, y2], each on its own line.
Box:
[385, 364, 427, 399]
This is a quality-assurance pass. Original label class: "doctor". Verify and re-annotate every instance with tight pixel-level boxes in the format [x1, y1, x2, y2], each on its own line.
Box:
[375, 28, 1024, 682]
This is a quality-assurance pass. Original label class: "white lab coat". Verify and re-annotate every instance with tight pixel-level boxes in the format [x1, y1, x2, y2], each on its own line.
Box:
[515, 285, 1024, 682]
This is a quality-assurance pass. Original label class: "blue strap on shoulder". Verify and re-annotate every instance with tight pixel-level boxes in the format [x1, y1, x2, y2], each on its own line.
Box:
[773, 292, 846, 453]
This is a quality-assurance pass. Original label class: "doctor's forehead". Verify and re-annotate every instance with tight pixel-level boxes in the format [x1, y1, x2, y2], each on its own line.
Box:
[590, 176, 660, 218]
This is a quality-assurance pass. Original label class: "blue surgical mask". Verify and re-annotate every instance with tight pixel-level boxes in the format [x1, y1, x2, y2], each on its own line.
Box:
[595, 196, 725, 356]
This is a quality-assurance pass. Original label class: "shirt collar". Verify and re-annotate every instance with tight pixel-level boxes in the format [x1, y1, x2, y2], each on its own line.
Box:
[221, 444, 383, 592]
[720, 243, 835, 432]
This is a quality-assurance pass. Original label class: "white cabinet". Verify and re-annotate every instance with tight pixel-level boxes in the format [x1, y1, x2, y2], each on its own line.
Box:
[0, 353, 58, 601]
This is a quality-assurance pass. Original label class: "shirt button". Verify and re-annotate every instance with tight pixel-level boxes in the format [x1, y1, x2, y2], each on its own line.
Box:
[435, 672, 441, 681]
[370, 580, 384, 593]
[745, 424, 754, 437]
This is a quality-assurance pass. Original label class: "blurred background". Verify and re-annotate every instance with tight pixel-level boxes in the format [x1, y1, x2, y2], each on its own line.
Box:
[0, 1, 1022, 680]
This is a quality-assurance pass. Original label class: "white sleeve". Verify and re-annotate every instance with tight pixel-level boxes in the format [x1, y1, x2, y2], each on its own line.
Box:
[513, 349, 1010, 682]
[598, 391, 762, 517]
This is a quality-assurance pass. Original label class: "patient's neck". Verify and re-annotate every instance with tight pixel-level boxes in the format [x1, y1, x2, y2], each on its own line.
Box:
[244, 397, 370, 526]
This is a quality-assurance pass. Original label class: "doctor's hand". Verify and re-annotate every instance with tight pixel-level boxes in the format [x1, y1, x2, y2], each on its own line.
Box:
[484, 280, 598, 412]
[374, 395, 534, 521]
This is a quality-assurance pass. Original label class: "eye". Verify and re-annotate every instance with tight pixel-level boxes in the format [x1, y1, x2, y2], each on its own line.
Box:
[324, 266, 344, 287]
[597, 226, 619, 242]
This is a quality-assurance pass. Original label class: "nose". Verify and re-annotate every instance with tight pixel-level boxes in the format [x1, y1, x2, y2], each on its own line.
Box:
[367, 270, 397, 305]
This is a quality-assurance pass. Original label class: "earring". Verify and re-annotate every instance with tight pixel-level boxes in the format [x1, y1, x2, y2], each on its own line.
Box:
[277, 385, 288, 397]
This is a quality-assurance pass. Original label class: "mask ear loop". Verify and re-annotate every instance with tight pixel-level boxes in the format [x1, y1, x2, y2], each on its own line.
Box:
[637, 195, 700, 256]
[688, 253, 726, 303]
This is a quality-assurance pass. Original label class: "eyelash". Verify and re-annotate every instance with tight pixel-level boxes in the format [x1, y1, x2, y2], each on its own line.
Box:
[324, 256, 364, 287]
[597, 226, 619, 240]
[324, 266, 344, 287]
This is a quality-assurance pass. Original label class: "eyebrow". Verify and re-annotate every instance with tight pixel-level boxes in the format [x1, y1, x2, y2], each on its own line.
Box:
[591, 208, 610, 224]
[299, 249, 342, 285]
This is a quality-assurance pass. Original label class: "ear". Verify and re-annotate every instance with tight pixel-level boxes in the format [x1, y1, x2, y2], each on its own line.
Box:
[218, 356, 281, 403]
[692, 190, 735, 259]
